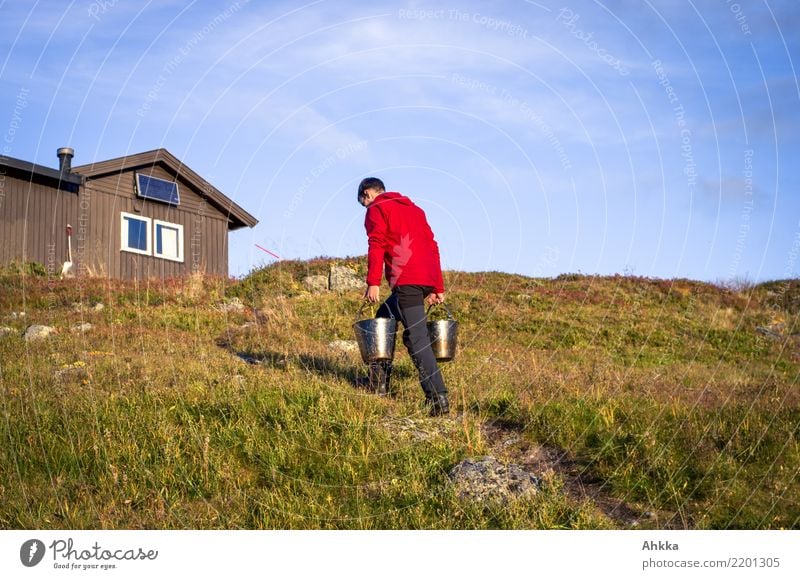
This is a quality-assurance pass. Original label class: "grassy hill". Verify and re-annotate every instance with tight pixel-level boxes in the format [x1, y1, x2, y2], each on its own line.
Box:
[1, 257, 798, 529]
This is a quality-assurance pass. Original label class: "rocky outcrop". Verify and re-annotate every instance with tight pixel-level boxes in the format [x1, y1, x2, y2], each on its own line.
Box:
[449, 456, 541, 503]
[329, 266, 362, 292]
[303, 266, 364, 293]
[24, 325, 56, 341]
[302, 275, 329, 293]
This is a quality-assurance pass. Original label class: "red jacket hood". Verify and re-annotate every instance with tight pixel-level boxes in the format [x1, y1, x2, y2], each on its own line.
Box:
[373, 191, 412, 205]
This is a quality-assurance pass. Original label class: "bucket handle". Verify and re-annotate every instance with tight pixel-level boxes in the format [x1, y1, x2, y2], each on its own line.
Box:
[426, 301, 454, 320]
[356, 301, 395, 322]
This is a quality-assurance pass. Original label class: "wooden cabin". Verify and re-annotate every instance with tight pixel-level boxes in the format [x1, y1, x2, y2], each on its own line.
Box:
[0, 148, 257, 279]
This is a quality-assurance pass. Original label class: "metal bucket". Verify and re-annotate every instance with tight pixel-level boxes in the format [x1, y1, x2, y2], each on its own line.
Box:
[353, 303, 397, 364]
[427, 302, 458, 362]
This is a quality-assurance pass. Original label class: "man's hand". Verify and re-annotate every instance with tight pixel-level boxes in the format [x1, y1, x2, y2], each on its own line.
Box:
[426, 292, 445, 305]
[365, 285, 380, 303]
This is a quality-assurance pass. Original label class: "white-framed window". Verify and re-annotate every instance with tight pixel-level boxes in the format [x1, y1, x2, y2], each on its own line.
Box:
[120, 212, 184, 262]
[120, 212, 151, 255]
[153, 219, 184, 262]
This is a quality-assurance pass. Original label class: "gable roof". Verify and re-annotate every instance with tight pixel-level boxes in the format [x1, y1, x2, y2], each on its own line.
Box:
[73, 148, 258, 231]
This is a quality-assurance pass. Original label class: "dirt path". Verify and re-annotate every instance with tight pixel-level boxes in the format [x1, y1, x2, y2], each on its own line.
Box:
[481, 420, 686, 529]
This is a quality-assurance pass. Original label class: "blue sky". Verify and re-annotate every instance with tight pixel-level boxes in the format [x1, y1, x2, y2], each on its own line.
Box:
[1, 0, 798, 282]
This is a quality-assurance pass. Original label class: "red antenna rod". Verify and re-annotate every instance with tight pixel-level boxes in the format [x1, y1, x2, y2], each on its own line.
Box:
[255, 244, 280, 260]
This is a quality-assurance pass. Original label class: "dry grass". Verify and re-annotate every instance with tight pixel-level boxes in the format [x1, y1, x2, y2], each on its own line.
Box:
[0, 260, 798, 529]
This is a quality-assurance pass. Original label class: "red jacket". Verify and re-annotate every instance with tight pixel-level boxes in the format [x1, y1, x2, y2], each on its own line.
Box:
[365, 192, 445, 293]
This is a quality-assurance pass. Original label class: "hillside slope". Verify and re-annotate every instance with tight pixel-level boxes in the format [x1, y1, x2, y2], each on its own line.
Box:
[1, 258, 798, 529]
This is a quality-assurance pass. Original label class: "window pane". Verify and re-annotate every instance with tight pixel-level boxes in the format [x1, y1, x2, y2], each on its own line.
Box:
[125, 217, 147, 251]
[156, 223, 179, 259]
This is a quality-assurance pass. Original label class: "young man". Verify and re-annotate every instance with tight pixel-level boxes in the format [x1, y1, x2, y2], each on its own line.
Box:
[357, 177, 449, 416]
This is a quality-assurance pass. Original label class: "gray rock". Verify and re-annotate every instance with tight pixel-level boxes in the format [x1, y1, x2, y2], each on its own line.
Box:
[93, 303, 105, 311]
[0, 326, 14, 337]
[236, 353, 262, 365]
[756, 326, 783, 340]
[381, 417, 437, 441]
[217, 297, 246, 313]
[24, 324, 56, 341]
[71, 323, 93, 333]
[303, 275, 329, 293]
[329, 265, 362, 292]
[54, 364, 88, 380]
[328, 339, 358, 353]
[449, 456, 540, 503]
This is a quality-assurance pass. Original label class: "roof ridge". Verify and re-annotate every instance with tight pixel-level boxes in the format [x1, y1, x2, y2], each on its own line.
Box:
[71, 149, 257, 230]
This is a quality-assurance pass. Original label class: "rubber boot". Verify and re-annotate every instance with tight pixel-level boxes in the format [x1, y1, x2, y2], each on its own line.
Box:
[425, 392, 450, 416]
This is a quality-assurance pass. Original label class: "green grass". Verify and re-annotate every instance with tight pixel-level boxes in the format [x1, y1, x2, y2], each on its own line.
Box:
[0, 260, 798, 529]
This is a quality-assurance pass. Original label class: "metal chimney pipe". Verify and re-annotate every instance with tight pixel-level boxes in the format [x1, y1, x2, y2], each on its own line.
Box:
[57, 147, 74, 174]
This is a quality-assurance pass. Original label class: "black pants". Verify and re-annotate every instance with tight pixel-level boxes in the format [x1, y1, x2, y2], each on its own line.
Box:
[375, 285, 447, 398]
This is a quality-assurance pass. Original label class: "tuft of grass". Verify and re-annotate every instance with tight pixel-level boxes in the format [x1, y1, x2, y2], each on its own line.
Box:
[0, 260, 48, 277]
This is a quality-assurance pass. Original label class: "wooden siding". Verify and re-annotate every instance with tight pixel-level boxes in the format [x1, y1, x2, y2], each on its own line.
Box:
[83, 167, 230, 279]
[1, 162, 232, 279]
[0, 171, 81, 276]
